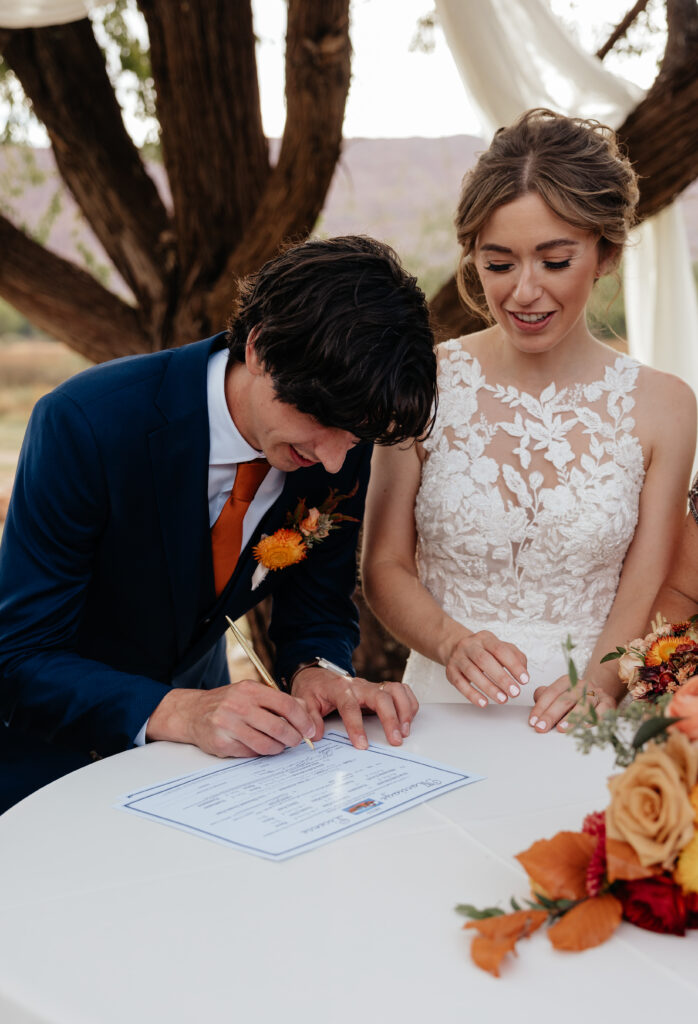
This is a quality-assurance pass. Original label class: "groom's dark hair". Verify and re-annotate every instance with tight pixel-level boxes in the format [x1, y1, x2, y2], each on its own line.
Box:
[226, 235, 436, 444]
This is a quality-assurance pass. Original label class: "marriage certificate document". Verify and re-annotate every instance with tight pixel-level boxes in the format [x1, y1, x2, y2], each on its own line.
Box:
[117, 732, 481, 860]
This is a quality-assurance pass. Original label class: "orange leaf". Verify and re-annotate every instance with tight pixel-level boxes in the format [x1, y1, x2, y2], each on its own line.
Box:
[516, 832, 596, 901]
[547, 894, 623, 951]
[464, 908, 548, 939]
[469, 935, 518, 977]
[465, 909, 548, 977]
[605, 838, 652, 883]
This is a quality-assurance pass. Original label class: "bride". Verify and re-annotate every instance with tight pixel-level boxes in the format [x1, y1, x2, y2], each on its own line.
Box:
[362, 108, 696, 733]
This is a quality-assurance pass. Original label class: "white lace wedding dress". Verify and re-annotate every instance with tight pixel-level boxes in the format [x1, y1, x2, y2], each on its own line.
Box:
[402, 339, 646, 703]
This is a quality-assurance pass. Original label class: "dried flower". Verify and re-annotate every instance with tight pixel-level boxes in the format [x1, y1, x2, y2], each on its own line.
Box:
[253, 529, 307, 571]
[646, 636, 694, 666]
[604, 618, 698, 701]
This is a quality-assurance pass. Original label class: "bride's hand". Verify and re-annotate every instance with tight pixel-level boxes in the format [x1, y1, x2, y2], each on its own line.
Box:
[529, 675, 617, 733]
[445, 631, 529, 707]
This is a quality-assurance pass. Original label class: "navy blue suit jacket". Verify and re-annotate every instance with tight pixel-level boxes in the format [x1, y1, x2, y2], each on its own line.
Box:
[0, 335, 370, 793]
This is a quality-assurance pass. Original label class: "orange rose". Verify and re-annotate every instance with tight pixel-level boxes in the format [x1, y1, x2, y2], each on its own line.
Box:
[667, 677, 698, 741]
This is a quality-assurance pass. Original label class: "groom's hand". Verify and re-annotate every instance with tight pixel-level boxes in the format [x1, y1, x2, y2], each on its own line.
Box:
[146, 680, 317, 757]
[291, 667, 418, 749]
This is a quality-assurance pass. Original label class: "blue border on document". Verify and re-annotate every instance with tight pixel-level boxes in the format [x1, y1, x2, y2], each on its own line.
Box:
[122, 733, 473, 859]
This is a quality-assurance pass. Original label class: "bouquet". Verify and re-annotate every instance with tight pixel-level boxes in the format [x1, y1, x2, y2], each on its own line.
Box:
[457, 628, 698, 977]
[603, 615, 698, 702]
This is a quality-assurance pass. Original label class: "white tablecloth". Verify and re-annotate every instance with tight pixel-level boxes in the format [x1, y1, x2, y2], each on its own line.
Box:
[0, 704, 696, 1023]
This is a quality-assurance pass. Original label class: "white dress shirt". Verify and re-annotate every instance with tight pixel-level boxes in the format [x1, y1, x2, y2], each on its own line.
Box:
[206, 348, 285, 537]
[134, 348, 285, 745]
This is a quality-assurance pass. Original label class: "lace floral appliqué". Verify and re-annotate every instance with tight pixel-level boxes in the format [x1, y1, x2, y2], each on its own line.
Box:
[414, 341, 646, 676]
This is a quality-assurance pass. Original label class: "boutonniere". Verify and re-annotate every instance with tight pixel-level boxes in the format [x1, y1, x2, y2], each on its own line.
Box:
[250, 484, 359, 590]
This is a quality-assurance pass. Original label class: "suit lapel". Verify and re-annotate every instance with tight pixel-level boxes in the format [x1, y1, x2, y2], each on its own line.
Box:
[175, 471, 304, 672]
[148, 336, 223, 658]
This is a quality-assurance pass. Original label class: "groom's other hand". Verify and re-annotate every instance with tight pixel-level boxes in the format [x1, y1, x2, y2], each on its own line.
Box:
[291, 668, 418, 750]
[145, 680, 317, 757]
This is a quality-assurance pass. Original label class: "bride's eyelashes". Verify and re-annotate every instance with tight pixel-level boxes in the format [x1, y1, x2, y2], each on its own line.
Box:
[483, 259, 572, 272]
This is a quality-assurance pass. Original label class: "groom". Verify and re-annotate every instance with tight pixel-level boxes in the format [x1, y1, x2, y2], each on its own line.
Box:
[0, 236, 436, 811]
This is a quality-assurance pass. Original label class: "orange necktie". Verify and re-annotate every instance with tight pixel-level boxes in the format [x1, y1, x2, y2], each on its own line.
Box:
[211, 459, 270, 596]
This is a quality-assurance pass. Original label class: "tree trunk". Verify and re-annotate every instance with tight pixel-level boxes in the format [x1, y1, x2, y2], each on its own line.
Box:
[0, 0, 351, 355]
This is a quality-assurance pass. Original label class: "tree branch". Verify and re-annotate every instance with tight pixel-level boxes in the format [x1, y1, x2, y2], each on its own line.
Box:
[2, 20, 173, 338]
[616, 0, 698, 219]
[0, 213, 148, 362]
[596, 0, 651, 60]
[660, 0, 698, 76]
[140, 0, 269, 291]
[206, 0, 351, 331]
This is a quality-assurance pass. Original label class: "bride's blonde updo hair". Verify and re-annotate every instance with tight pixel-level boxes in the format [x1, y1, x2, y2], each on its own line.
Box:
[455, 108, 639, 321]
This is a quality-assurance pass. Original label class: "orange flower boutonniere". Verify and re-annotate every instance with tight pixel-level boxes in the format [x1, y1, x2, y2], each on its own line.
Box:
[250, 485, 359, 590]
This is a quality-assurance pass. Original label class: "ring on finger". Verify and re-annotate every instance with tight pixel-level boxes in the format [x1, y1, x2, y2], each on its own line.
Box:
[378, 682, 386, 691]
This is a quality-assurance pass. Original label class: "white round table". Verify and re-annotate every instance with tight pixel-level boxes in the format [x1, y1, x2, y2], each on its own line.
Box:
[0, 704, 696, 1023]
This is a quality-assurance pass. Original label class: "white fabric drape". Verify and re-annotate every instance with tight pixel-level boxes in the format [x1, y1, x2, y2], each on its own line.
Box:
[0, 1, 91, 27]
[625, 204, 698, 381]
[435, 0, 698, 402]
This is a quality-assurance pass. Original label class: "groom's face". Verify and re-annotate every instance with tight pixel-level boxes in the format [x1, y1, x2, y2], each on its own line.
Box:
[237, 341, 360, 475]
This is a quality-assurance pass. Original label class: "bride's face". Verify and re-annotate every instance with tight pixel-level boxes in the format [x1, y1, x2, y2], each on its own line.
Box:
[474, 192, 608, 355]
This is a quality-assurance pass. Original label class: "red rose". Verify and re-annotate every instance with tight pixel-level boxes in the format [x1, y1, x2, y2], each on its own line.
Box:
[686, 891, 698, 929]
[615, 875, 687, 935]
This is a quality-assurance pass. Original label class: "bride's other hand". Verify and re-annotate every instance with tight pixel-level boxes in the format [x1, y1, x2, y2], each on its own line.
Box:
[445, 630, 529, 707]
[529, 676, 617, 733]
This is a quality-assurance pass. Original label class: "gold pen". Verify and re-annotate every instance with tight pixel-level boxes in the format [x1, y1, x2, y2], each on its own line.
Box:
[225, 615, 315, 750]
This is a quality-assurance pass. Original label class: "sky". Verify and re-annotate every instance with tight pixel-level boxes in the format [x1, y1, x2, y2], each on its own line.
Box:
[1, 0, 668, 146]
[253, 0, 666, 139]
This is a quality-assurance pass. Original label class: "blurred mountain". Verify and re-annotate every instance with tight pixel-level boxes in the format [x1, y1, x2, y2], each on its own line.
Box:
[1, 138, 696, 306]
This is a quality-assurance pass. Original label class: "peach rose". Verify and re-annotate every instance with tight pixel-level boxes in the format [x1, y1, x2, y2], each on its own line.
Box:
[299, 507, 320, 535]
[606, 742, 695, 871]
[663, 731, 698, 791]
[617, 644, 645, 688]
[667, 677, 698, 742]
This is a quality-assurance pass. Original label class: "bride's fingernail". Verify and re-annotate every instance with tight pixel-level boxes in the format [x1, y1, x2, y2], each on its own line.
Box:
[520, 672, 529, 684]
[559, 721, 569, 730]
[496, 691, 507, 703]
[509, 684, 519, 697]
[535, 719, 547, 731]
[478, 697, 488, 708]
[529, 715, 538, 727]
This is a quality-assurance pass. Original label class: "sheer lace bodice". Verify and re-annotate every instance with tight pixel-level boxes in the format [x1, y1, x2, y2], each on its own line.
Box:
[403, 339, 646, 702]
